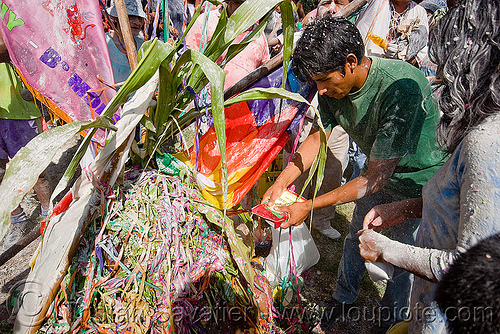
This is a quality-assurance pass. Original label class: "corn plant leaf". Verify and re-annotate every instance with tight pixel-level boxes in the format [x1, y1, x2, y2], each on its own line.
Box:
[220, 10, 270, 67]
[0, 120, 97, 241]
[51, 39, 173, 203]
[223, 215, 254, 288]
[224, 0, 282, 46]
[300, 108, 328, 229]
[223, 87, 310, 106]
[171, 49, 227, 210]
[154, 62, 176, 142]
[279, 0, 294, 87]
[200, 4, 229, 60]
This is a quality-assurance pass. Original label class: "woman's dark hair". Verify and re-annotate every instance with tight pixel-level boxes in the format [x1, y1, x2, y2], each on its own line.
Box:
[291, 16, 364, 84]
[429, 0, 500, 154]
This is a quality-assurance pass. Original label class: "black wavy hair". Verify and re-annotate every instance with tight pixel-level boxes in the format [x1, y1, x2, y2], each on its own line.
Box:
[436, 233, 500, 334]
[429, 0, 500, 154]
[291, 16, 364, 84]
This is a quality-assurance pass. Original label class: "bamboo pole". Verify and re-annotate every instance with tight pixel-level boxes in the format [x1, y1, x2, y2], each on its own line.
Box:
[224, 0, 369, 99]
[114, 0, 138, 70]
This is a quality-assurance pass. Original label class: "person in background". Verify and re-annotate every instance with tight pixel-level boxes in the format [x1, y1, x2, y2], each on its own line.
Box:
[417, 0, 447, 77]
[355, 0, 429, 66]
[0, 32, 51, 252]
[435, 233, 500, 334]
[185, 0, 270, 90]
[264, 16, 444, 331]
[106, 0, 146, 85]
[358, 1, 500, 332]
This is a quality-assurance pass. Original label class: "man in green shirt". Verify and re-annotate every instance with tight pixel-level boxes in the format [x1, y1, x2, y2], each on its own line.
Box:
[262, 17, 444, 330]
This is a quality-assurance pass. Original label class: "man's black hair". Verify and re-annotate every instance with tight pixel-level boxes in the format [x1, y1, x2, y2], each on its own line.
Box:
[435, 233, 500, 334]
[291, 16, 364, 84]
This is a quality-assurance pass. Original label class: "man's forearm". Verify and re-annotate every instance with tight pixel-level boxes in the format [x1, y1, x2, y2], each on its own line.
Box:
[277, 129, 326, 188]
[307, 157, 398, 210]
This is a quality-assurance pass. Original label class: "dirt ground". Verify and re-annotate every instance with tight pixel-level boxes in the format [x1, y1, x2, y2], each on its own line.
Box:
[0, 136, 386, 333]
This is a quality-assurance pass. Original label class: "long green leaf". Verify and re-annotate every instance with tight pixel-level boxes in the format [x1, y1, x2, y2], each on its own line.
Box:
[224, 87, 310, 106]
[279, 0, 294, 87]
[223, 215, 254, 289]
[51, 39, 173, 202]
[0, 120, 95, 241]
[300, 106, 328, 229]
[200, 4, 229, 61]
[171, 49, 227, 210]
[220, 10, 271, 67]
[224, 0, 282, 45]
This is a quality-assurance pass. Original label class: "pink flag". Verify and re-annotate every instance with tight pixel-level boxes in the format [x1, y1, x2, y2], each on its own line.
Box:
[0, 0, 116, 145]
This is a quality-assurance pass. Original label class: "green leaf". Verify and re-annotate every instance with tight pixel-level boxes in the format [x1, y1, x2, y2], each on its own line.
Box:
[224, 0, 282, 45]
[200, 5, 229, 60]
[300, 107, 328, 228]
[220, 10, 271, 67]
[223, 216, 254, 289]
[141, 116, 156, 133]
[279, 0, 294, 87]
[172, 49, 227, 209]
[223, 87, 310, 107]
[0, 120, 94, 241]
[51, 39, 173, 202]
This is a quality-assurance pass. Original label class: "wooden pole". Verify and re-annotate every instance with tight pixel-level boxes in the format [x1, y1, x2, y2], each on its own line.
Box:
[224, 0, 369, 99]
[114, 0, 138, 70]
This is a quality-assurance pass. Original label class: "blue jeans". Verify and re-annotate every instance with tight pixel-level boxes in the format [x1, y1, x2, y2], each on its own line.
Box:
[333, 190, 420, 324]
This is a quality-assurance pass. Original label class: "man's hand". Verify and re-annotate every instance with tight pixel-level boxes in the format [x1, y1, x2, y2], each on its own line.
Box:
[357, 229, 390, 262]
[363, 198, 422, 232]
[261, 181, 287, 208]
[385, 42, 400, 58]
[276, 200, 311, 229]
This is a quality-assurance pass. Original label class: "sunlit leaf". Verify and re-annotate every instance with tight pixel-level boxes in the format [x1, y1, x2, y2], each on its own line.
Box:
[224, 87, 310, 106]
[51, 40, 173, 202]
[172, 49, 227, 210]
[0, 120, 97, 241]
[279, 0, 294, 87]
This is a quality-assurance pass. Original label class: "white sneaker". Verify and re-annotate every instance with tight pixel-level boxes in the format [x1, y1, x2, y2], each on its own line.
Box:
[2, 220, 30, 252]
[316, 225, 341, 240]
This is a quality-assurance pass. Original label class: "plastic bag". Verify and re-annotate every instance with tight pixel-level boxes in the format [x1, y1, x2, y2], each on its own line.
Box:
[365, 261, 394, 284]
[264, 223, 320, 284]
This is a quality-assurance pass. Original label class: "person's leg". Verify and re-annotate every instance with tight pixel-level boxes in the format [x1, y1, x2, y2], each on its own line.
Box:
[1, 119, 43, 250]
[333, 191, 394, 304]
[34, 170, 51, 216]
[381, 217, 420, 325]
[309, 125, 349, 238]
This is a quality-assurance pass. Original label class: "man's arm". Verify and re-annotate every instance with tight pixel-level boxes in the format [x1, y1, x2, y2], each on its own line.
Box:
[262, 127, 331, 206]
[279, 156, 400, 228]
[0, 31, 10, 63]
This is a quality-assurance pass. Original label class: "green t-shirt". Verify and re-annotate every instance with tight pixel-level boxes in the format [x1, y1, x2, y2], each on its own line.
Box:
[0, 63, 41, 120]
[316, 56, 445, 199]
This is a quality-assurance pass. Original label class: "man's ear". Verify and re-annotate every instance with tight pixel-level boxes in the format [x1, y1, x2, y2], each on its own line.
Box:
[345, 53, 358, 73]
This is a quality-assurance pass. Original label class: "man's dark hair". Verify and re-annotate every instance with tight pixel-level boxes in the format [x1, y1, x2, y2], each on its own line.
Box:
[435, 233, 500, 334]
[291, 16, 364, 84]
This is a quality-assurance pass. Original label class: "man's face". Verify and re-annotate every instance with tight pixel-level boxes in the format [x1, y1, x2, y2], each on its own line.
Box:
[129, 15, 145, 36]
[318, 0, 350, 18]
[311, 67, 354, 99]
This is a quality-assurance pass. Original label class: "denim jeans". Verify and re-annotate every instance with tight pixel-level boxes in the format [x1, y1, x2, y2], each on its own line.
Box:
[333, 190, 420, 324]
